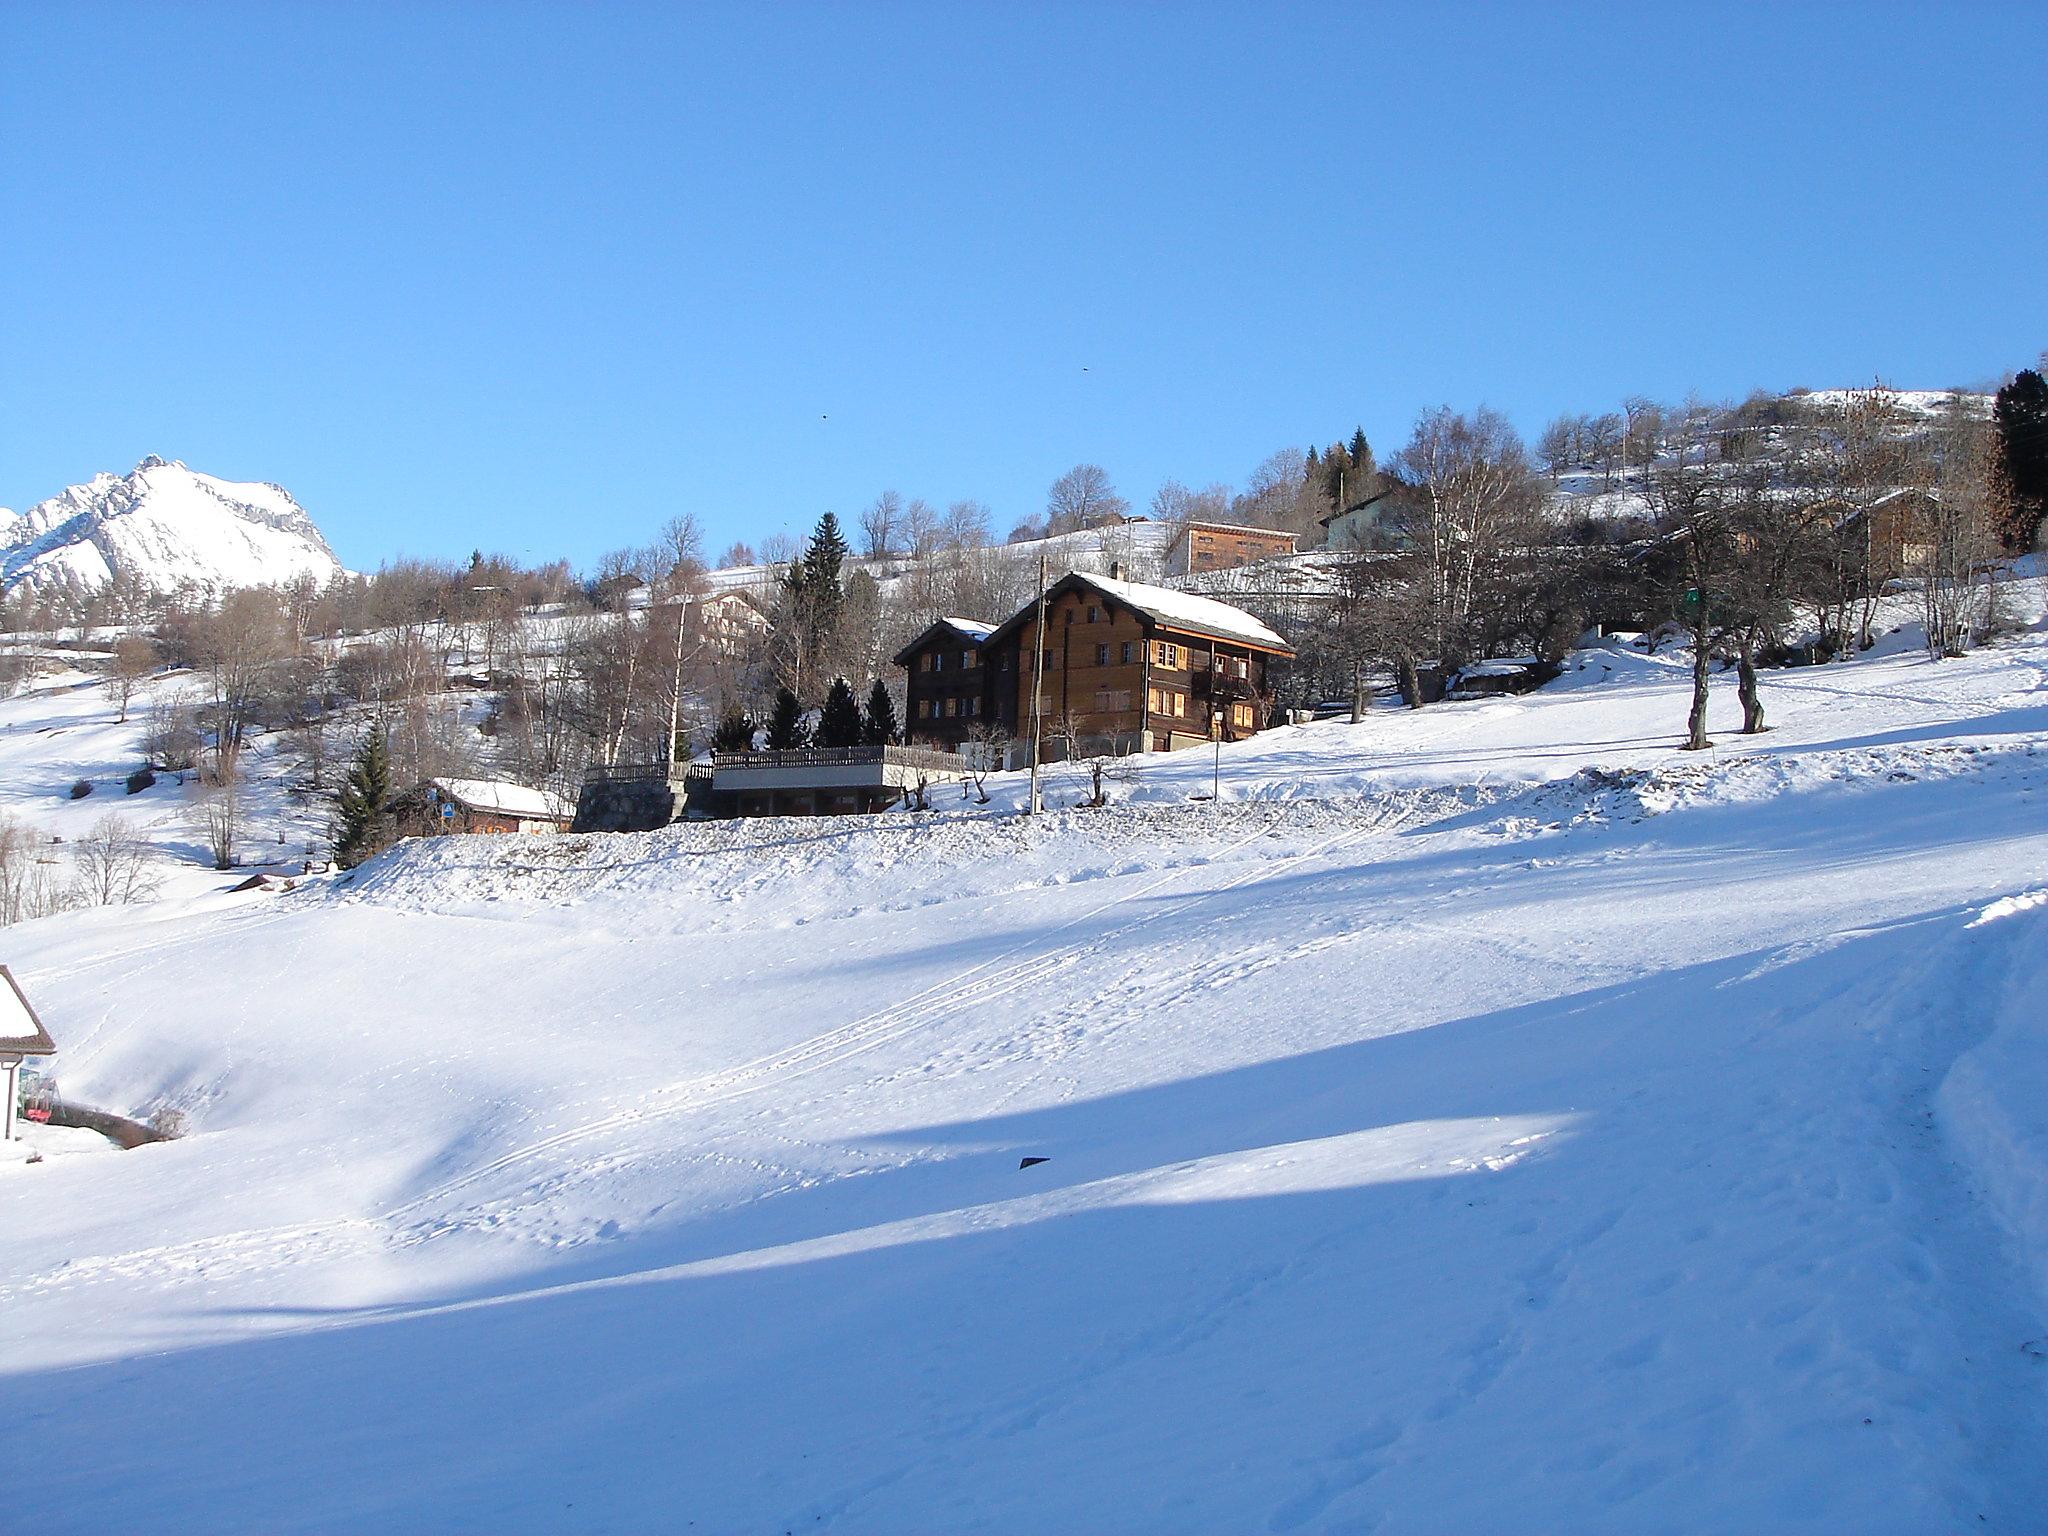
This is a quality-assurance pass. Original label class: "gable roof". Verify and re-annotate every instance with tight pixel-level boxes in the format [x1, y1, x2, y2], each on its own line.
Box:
[0, 966, 57, 1059]
[1319, 486, 1407, 529]
[891, 616, 996, 667]
[981, 571, 1292, 655]
[429, 778, 572, 822]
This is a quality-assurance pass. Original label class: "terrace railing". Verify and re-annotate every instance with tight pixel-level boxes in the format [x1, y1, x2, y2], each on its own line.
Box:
[711, 744, 964, 774]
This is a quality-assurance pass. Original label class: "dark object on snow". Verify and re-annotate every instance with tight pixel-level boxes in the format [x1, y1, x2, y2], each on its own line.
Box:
[228, 873, 294, 894]
[125, 766, 156, 794]
[67, 778, 92, 799]
[1019, 1156, 1050, 1170]
[43, 1093, 168, 1150]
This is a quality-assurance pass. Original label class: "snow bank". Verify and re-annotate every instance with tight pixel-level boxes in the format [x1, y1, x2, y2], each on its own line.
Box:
[1940, 892, 2048, 1308]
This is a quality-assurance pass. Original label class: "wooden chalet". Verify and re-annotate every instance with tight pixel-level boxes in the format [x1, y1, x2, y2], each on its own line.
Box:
[404, 778, 574, 836]
[936, 568, 1293, 766]
[1165, 520, 1297, 577]
[892, 617, 997, 751]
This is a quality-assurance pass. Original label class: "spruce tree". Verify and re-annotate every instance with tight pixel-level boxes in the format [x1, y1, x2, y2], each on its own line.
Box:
[1994, 369, 2048, 548]
[712, 706, 754, 753]
[863, 678, 900, 746]
[1348, 427, 1376, 480]
[818, 676, 863, 748]
[801, 512, 849, 629]
[334, 728, 393, 868]
[766, 687, 809, 750]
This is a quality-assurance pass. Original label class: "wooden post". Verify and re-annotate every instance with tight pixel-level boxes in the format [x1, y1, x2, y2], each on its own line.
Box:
[1028, 552, 1048, 816]
[3, 1060, 18, 1143]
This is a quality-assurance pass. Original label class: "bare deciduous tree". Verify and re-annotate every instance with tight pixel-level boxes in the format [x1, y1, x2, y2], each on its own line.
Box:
[105, 633, 157, 723]
[859, 491, 902, 559]
[73, 812, 162, 906]
[1045, 465, 1128, 535]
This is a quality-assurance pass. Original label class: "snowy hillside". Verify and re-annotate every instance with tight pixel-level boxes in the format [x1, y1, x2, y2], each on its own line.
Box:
[1, 457, 344, 599]
[5, 589, 2048, 1530]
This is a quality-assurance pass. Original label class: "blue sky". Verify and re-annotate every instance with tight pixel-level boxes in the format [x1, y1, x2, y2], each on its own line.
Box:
[5, 2, 2044, 571]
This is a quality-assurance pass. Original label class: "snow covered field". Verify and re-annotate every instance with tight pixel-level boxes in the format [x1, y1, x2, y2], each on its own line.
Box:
[5, 594, 2048, 1532]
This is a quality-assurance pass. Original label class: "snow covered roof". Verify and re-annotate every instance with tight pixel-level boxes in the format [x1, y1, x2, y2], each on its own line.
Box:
[0, 966, 57, 1059]
[429, 778, 571, 822]
[1075, 573, 1292, 652]
[891, 616, 999, 665]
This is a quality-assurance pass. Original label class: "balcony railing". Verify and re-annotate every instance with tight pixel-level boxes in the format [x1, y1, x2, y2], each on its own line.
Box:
[711, 744, 965, 774]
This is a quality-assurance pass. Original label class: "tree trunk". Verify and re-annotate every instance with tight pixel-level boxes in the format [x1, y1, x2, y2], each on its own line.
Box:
[1350, 658, 1365, 724]
[1398, 655, 1423, 709]
[1736, 646, 1765, 734]
[1683, 616, 1712, 751]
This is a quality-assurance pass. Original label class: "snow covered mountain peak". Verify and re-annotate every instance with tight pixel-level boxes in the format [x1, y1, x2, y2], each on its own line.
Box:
[1, 458, 345, 600]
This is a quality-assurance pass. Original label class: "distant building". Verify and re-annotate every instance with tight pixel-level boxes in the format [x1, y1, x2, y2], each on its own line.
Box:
[690, 589, 769, 655]
[1320, 488, 1418, 553]
[406, 778, 574, 836]
[1164, 520, 1297, 577]
[893, 617, 997, 750]
[931, 567, 1294, 764]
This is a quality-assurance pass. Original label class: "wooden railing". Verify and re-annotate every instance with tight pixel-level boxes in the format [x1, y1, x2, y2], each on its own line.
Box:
[711, 744, 964, 773]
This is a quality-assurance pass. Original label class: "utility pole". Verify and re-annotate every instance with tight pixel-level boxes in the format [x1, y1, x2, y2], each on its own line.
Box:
[1027, 551, 1048, 816]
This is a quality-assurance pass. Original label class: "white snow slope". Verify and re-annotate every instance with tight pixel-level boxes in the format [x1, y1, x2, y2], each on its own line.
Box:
[6, 604, 2048, 1533]
[1, 457, 344, 598]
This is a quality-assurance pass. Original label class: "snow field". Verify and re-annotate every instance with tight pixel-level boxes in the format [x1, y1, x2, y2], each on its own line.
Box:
[2, 585, 2048, 1530]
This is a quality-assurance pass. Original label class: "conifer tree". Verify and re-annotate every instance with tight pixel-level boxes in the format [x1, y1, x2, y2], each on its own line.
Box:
[818, 676, 863, 748]
[1994, 369, 2048, 548]
[334, 727, 393, 868]
[863, 678, 900, 746]
[712, 706, 754, 753]
[766, 687, 809, 750]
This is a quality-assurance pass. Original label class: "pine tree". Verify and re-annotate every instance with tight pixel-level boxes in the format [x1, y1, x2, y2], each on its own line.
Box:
[863, 678, 900, 745]
[334, 728, 393, 868]
[801, 512, 850, 629]
[1994, 369, 2048, 549]
[766, 687, 809, 750]
[712, 706, 754, 753]
[818, 677, 863, 748]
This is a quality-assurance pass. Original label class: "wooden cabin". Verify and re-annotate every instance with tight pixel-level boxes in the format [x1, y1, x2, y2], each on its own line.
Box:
[965, 569, 1293, 764]
[892, 617, 997, 751]
[1165, 520, 1297, 577]
[407, 778, 574, 836]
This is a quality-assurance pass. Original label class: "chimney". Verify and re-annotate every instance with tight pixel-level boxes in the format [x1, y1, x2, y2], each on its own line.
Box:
[1108, 560, 1123, 581]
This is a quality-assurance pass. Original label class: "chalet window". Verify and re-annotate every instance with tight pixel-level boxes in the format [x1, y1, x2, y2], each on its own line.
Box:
[944, 697, 958, 717]
[1151, 642, 1181, 668]
[963, 697, 977, 717]
[961, 650, 974, 669]
[1087, 605, 1099, 623]
[1042, 649, 1054, 669]
[1121, 641, 1133, 664]
[1174, 693, 1186, 718]
[1095, 643, 1108, 666]
[920, 653, 934, 672]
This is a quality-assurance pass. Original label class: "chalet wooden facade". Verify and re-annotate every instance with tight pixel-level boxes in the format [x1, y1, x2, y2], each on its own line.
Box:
[893, 618, 996, 751]
[906, 571, 1292, 765]
[1165, 520, 1297, 577]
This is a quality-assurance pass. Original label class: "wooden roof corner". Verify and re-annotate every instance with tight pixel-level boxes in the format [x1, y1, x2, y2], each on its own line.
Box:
[0, 965, 58, 1058]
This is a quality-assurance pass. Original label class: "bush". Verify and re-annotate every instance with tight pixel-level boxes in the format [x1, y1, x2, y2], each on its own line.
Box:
[68, 778, 92, 800]
[125, 767, 157, 795]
